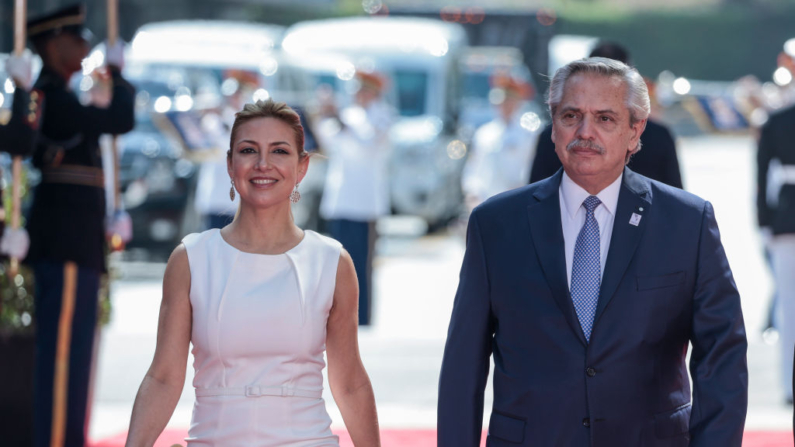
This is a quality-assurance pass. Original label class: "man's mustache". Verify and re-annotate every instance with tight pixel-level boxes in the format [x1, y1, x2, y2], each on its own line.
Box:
[566, 139, 605, 154]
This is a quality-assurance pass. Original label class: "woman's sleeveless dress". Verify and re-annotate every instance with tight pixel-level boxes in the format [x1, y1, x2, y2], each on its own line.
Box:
[181, 228, 342, 446]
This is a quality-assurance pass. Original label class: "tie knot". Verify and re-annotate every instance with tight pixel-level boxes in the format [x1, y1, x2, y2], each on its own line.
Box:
[583, 196, 601, 213]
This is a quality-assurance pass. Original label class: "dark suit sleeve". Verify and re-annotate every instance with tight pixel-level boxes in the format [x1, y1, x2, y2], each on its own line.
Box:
[756, 120, 775, 228]
[438, 211, 494, 447]
[688, 201, 748, 446]
[529, 125, 561, 184]
[45, 68, 135, 136]
[657, 125, 683, 189]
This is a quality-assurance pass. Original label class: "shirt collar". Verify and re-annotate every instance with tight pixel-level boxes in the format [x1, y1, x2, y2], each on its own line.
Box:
[560, 171, 623, 219]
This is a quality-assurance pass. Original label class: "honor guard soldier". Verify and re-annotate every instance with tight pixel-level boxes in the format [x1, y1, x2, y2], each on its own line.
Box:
[757, 81, 795, 407]
[461, 73, 541, 210]
[24, 4, 135, 446]
[0, 52, 39, 259]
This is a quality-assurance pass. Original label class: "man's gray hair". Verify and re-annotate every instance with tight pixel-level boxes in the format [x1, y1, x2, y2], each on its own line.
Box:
[546, 57, 650, 126]
[546, 57, 650, 158]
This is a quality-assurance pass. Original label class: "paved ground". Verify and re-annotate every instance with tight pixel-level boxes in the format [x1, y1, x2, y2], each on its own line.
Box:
[89, 135, 793, 443]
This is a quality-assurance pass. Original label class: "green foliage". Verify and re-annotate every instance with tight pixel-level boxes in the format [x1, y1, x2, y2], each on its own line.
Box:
[0, 263, 35, 334]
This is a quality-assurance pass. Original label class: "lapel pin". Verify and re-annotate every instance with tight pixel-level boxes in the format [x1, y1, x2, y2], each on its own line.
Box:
[629, 213, 642, 226]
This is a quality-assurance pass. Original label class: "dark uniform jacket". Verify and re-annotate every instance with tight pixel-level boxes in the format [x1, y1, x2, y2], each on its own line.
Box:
[0, 86, 41, 156]
[529, 119, 683, 189]
[757, 104, 795, 236]
[26, 66, 135, 272]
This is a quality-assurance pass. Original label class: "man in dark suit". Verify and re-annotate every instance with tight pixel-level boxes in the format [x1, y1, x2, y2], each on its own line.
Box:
[529, 42, 683, 189]
[438, 57, 747, 446]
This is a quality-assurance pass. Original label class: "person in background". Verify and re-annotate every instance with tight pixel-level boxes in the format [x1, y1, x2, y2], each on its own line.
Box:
[23, 4, 135, 446]
[529, 41, 683, 189]
[757, 78, 795, 406]
[461, 73, 541, 211]
[0, 52, 39, 260]
[314, 71, 395, 326]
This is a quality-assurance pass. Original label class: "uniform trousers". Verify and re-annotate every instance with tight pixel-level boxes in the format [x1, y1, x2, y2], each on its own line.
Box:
[33, 260, 100, 447]
[771, 234, 795, 401]
[327, 219, 375, 325]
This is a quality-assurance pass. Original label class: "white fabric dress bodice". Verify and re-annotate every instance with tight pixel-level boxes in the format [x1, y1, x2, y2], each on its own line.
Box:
[181, 229, 342, 446]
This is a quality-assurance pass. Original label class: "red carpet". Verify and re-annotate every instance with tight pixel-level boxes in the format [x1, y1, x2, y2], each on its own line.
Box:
[91, 428, 793, 447]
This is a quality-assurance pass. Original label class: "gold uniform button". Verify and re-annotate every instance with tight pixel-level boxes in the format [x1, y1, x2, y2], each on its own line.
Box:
[31, 91, 39, 100]
[28, 112, 36, 122]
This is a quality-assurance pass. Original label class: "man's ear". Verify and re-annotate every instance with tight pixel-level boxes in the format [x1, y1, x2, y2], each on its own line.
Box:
[628, 119, 647, 151]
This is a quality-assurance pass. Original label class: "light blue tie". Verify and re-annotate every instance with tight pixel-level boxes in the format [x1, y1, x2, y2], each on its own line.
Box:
[570, 195, 602, 342]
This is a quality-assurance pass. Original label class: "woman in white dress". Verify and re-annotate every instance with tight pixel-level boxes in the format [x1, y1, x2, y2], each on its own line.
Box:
[125, 100, 381, 446]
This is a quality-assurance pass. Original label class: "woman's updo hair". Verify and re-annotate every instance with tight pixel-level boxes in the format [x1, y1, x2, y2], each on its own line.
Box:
[228, 99, 307, 159]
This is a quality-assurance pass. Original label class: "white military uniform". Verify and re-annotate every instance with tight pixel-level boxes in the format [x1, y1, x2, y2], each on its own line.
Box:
[462, 112, 541, 207]
[317, 101, 394, 221]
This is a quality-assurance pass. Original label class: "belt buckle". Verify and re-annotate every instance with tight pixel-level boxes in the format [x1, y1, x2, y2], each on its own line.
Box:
[245, 386, 261, 397]
[281, 386, 295, 397]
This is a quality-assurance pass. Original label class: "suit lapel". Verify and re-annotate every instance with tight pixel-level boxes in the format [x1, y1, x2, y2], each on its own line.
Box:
[527, 171, 588, 346]
[593, 168, 652, 325]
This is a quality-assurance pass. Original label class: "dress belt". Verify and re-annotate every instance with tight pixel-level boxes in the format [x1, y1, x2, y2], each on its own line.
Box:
[195, 385, 322, 399]
[782, 165, 795, 184]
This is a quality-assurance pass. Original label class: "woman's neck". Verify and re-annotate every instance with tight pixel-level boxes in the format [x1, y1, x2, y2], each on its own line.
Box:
[221, 203, 303, 254]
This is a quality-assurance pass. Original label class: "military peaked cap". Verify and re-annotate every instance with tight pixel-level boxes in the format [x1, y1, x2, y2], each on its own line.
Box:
[27, 3, 93, 42]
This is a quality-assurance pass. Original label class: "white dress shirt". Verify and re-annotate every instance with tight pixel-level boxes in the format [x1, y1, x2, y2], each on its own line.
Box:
[559, 172, 623, 288]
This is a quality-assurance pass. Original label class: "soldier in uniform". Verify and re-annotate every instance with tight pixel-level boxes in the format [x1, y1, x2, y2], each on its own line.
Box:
[461, 74, 540, 210]
[315, 71, 394, 326]
[0, 52, 40, 259]
[757, 88, 795, 406]
[24, 4, 135, 446]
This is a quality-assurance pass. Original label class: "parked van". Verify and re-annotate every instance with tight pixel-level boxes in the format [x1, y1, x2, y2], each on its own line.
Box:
[282, 16, 469, 228]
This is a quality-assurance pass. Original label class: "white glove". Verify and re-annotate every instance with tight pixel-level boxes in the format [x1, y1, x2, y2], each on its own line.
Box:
[0, 227, 30, 260]
[760, 226, 773, 249]
[5, 51, 33, 90]
[105, 40, 125, 70]
[106, 210, 133, 246]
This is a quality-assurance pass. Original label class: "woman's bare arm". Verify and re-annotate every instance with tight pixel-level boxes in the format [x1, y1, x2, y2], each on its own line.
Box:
[326, 249, 380, 446]
[125, 245, 192, 447]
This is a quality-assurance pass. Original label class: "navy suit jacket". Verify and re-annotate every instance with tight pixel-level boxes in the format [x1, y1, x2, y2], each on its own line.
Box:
[438, 168, 747, 447]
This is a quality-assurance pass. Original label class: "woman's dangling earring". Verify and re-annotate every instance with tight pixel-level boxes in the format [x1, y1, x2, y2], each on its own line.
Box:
[290, 183, 301, 204]
[230, 179, 235, 201]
